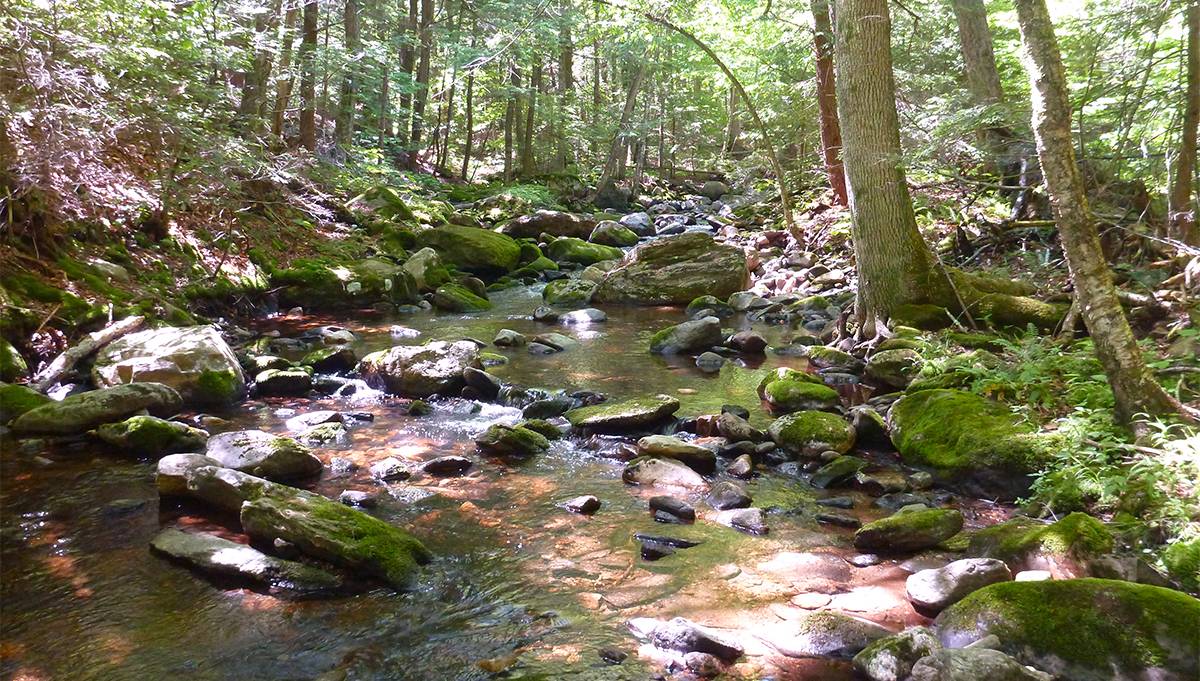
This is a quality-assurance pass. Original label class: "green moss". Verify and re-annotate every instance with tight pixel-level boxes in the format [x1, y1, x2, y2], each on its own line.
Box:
[968, 512, 1114, 569]
[542, 278, 597, 306]
[891, 303, 954, 330]
[0, 339, 28, 382]
[564, 395, 680, 430]
[432, 283, 491, 312]
[195, 369, 243, 405]
[545, 237, 622, 265]
[517, 419, 562, 439]
[686, 295, 735, 318]
[764, 379, 839, 413]
[875, 337, 924, 352]
[0, 382, 51, 422]
[768, 410, 856, 455]
[803, 345, 859, 369]
[475, 423, 550, 457]
[1163, 538, 1200, 592]
[854, 508, 964, 552]
[415, 224, 522, 276]
[944, 330, 1007, 351]
[93, 415, 208, 456]
[756, 367, 825, 398]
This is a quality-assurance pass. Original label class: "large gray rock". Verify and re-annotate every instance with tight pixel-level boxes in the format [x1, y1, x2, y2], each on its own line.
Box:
[358, 341, 481, 397]
[150, 528, 341, 594]
[906, 558, 1012, 615]
[156, 453, 222, 496]
[623, 457, 707, 490]
[500, 210, 596, 239]
[593, 233, 748, 306]
[92, 325, 245, 406]
[853, 627, 942, 681]
[649, 316, 723, 355]
[564, 394, 680, 433]
[763, 610, 893, 658]
[700, 180, 730, 199]
[908, 649, 1052, 681]
[205, 430, 323, 481]
[637, 435, 716, 474]
[11, 382, 182, 436]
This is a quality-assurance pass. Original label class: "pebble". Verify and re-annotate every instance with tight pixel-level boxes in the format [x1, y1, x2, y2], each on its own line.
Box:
[847, 553, 882, 567]
[423, 456, 472, 476]
[563, 495, 601, 515]
[816, 496, 855, 509]
[790, 592, 832, 609]
[816, 512, 861, 528]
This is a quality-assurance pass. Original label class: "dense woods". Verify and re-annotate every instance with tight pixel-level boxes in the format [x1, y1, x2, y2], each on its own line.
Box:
[2, 0, 1199, 679]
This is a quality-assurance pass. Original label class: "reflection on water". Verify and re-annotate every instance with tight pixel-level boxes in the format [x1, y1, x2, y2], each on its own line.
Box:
[1, 285, 961, 680]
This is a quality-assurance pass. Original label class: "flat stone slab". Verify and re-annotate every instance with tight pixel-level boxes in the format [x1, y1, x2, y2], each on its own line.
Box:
[150, 528, 342, 594]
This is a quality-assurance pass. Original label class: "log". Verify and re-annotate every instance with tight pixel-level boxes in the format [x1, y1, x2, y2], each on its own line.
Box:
[30, 315, 146, 393]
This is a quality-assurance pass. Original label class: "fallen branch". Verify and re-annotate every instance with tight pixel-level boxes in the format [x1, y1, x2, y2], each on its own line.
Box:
[30, 315, 146, 393]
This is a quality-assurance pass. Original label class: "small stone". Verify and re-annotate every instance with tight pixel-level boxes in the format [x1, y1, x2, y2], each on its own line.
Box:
[791, 592, 832, 609]
[370, 457, 411, 482]
[817, 512, 861, 528]
[848, 553, 882, 567]
[684, 651, 723, 677]
[563, 495, 601, 515]
[493, 329, 527, 347]
[817, 496, 855, 509]
[1014, 569, 1053, 581]
[909, 471, 934, 490]
[649, 495, 696, 523]
[339, 490, 379, 507]
[716, 507, 768, 535]
[422, 456, 472, 476]
[706, 480, 752, 510]
[598, 647, 627, 665]
[728, 454, 754, 478]
[695, 352, 725, 372]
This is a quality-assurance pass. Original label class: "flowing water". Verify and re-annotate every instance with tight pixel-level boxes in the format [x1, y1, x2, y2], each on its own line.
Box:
[0, 284, 1010, 680]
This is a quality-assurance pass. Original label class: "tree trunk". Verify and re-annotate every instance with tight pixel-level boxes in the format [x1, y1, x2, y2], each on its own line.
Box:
[270, 5, 300, 139]
[335, 0, 360, 146]
[520, 55, 541, 177]
[238, 0, 283, 134]
[811, 0, 847, 205]
[1169, 0, 1199, 245]
[298, 0, 318, 151]
[834, 0, 946, 334]
[504, 61, 519, 181]
[1014, 0, 1182, 424]
[592, 60, 646, 202]
[398, 0, 417, 138]
[722, 84, 741, 156]
[950, 0, 1005, 106]
[556, 5, 574, 170]
[410, 0, 434, 153]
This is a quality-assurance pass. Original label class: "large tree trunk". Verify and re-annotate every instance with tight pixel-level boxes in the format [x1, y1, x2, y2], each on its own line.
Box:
[556, 6, 575, 170]
[520, 56, 541, 177]
[503, 61, 520, 182]
[409, 0, 434, 153]
[592, 60, 646, 203]
[238, 0, 283, 134]
[298, 0, 318, 151]
[811, 0, 847, 205]
[1169, 0, 1199, 245]
[722, 84, 741, 156]
[334, 0, 360, 146]
[1014, 0, 1182, 424]
[270, 5, 300, 139]
[950, 0, 1014, 163]
[397, 0, 417, 139]
[834, 0, 945, 334]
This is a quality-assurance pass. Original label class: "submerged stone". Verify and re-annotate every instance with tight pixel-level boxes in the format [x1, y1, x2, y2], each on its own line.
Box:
[150, 528, 342, 594]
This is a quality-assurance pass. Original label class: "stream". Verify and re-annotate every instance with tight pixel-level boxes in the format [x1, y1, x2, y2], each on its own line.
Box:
[0, 283, 1013, 680]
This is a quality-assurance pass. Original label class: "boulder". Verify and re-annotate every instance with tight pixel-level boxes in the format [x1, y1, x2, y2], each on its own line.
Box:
[0, 382, 51, 423]
[966, 512, 1113, 578]
[889, 389, 1058, 500]
[700, 180, 730, 200]
[0, 339, 26, 382]
[182, 465, 283, 513]
[272, 257, 420, 310]
[907, 559, 1012, 615]
[299, 345, 358, 374]
[854, 509, 964, 553]
[358, 341, 482, 397]
[493, 329, 527, 347]
[542, 278, 597, 306]
[593, 233, 748, 306]
[763, 379, 839, 413]
[763, 610, 893, 658]
[501, 210, 596, 239]
[853, 627, 942, 681]
[768, 411, 856, 457]
[565, 394, 680, 433]
[649, 316, 723, 354]
[545, 237, 623, 266]
[716, 411, 765, 442]
[254, 367, 313, 396]
[94, 415, 208, 456]
[638, 617, 744, 663]
[11, 382, 182, 436]
[706, 480, 752, 509]
[649, 495, 696, 523]
[619, 211, 653, 236]
[402, 247, 452, 292]
[935, 579, 1200, 681]
[416, 224, 522, 276]
[150, 528, 341, 594]
[92, 325, 245, 407]
[908, 649, 1052, 681]
[432, 283, 492, 312]
[810, 455, 868, 489]
[590, 221, 640, 247]
[205, 430, 323, 481]
[623, 457, 707, 490]
[686, 295, 736, 319]
[475, 423, 550, 457]
[637, 435, 716, 474]
[715, 507, 768, 535]
[156, 453, 222, 496]
[866, 349, 923, 389]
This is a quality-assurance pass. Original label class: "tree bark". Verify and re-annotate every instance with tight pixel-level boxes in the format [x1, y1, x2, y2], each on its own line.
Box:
[592, 60, 646, 201]
[238, 0, 283, 135]
[335, 0, 360, 146]
[504, 61, 520, 182]
[811, 0, 847, 205]
[556, 4, 575, 170]
[1169, 0, 1199, 245]
[1014, 0, 1182, 424]
[950, 0, 1005, 106]
[520, 55, 541, 177]
[298, 0, 318, 151]
[270, 5, 300, 139]
[722, 84, 741, 156]
[834, 0, 946, 334]
[398, 0, 417, 137]
[410, 0, 434, 152]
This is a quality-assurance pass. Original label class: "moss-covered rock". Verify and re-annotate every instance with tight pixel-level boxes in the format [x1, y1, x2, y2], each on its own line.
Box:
[565, 394, 680, 433]
[11, 382, 182, 436]
[1163, 538, 1200, 592]
[764, 379, 840, 413]
[888, 389, 1058, 500]
[432, 283, 492, 312]
[590, 221, 640, 247]
[906, 350, 1004, 392]
[935, 578, 1200, 681]
[967, 512, 1114, 577]
[513, 255, 559, 278]
[686, 295, 736, 318]
[892, 304, 955, 331]
[0, 382, 51, 423]
[415, 224, 522, 277]
[854, 508, 965, 553]
[300, 345, 358, 373]
[865, 348, 923, 389]
[545, 237, 623, 265]
[0, 338, 27, 382]
[768, 410, 856, 457]
[500, 210, 596, 239]
[756, 367, 825, 399]
[810, 455, 868, 489]
[648, 316, 723, 354]
[853, 626, 941, 681]
[517, 418, 563, 439]
[876, 337, 926, 352]
[205, 429, 322, 481]
[593, 232, 749, 306]
[254, 367, 313, 396]
[475, 423, 550, 457]
[402, 247, 452, 292]
[358, 340, 482, 397]
[93, 415, 209, 456]
[542, 278, 597, 306]
[272, 257, 420, 310]
[92, 325, 246, 407]
[802, 345, 862, 370]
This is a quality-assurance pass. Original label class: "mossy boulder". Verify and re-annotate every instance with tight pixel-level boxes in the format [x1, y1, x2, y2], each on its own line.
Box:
[967, 512, 1114, 577]
[358, 341, 482, 397]
[0, 338, 27, 382]
[935, 578, 1200, 681]
[513, 255, 559, 277]
[686, 295, 735, 318]
[1163, 538, 1200, 592]
[11, 382, 182, 436]
[757, 367, 825, 399]
[542, 278, 597, 306]
[93, 415, 208, 456]
[402, 247, 452, 292]
[300, 346, 358, 373]
[865, 349, 923, 389]
[516, 419, 563, 439]
[810, 455, 869, 489]
[769, 411, 855, 457]
[889, 389, 1058, 499]
[150, 527, 342, 594]
[853, 626, 941, 681]
[0, 382, 51, 423]
[580, 260, 619, 283]
[272, 257, 420, 310]
[565, 394, 680, 433]
[590, 221, 640, 247]
[501, 210, 596, 239]
[764, 379, 840, 413]
[855, 508, 964, 553]
[636, 434, 717, 474]
[432, 283, 492, 312]
[649, 316, 723, 355]
[593, 232, 749, 306]
[475, 423, 550, 457]
[415, 224, 522, 277]
[892, 304, 955, 331]
[545, 237, 623, 265]
[254, 367, 313, 396]
[205, 429, 322, 481]
[92, 325, 246, 407]
[802, 345, 862, 370]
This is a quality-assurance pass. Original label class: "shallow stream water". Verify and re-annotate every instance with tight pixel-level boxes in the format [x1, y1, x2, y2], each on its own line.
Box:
[1, 284, 1011, 680]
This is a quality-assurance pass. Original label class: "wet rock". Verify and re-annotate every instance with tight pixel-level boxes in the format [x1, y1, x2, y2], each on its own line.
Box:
[598, 646, 628, 664]
[542, 278, 598, 306]
[156, 453, 222, 496]
[866, 349, 923, 389]
[619, 212, 653, 236]
[622, 457, 707, 490]
[92, 325, 245, 407]
[531, 306, 560, 323]
[0, 382, 51, 423]
[716, 507, 768, 535]
[0, 339, 28, 382]
[910, 471, 934, 490]
[769, 411, 856, 457]
[636, 617, 744, 662]
[423, 455, 472, 476]
[854, 509, 964, 553]
[12, 382, 183, 436]
[686, 295, 736, 319]
[849, 405, 892, 449]
[359, 340, 481, 397]
[817, 496, 855, 509]
[649, 316, 723, 355]
[848, 553, 883, 567]
[817, 512, 861, 528]
[907, 558, 1012, 615]
[415, 224, 522, 276]
[717, 411, 765, 443]
[729, 331, 768, 354]
[475, 423, 549, 457]
[338, 490, 379, 507]
[590, 220, 640, 247]
[565, 394, 680, 433]
[763, 609, 892, 658]
[206, 430, 323, 481]
[300, 345, 359, 373]
[802, 345, 864, 371]
[966, 512, 1112, 578]
[369, 457, 412, 482]
[908, 648, 1052, 681]
[594, 233, 749, 306]
[182, 465, 282, 513]
[706, 480, 752, 509]
[502, 210, 596, 239]
[650, 495, 695, 523]
[527, 342, 556, 355]
[640, 539, 677, 561]
[522, 395, 574, 419]
[728, 454, 754, 478]
[684, 651, 723, 677]
[530, 332, 579, 352]
[855, 470, 910, 496]
[150, 528, 342, 594]
[636, 435, 716, 474]
[853, 626, 942, 681]
[875, 492, 934, 511]
[254, 367, 313, 396]
[810, 455, 868, 489]
[563, 495, 601, 515]
[432, 283, 492, 312]
[546, 237, 623, 265]
[493, 329, 527, 347]
[462, 367, 501, 400]
[728, 291, 771, 312]
[695, 352, 725, 372]
[94, 415, 208, 456]
[560, 308, 607, 324]
[402, 247, 452, 292]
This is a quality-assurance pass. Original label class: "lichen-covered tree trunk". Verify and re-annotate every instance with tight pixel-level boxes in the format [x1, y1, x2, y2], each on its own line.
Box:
[1014, 0, 1181, 424]
[1169, 0, 1199, 245]
[833, 0, 945, 334]
[811, 0, 847, 205]
[298, 0, 318, 151]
